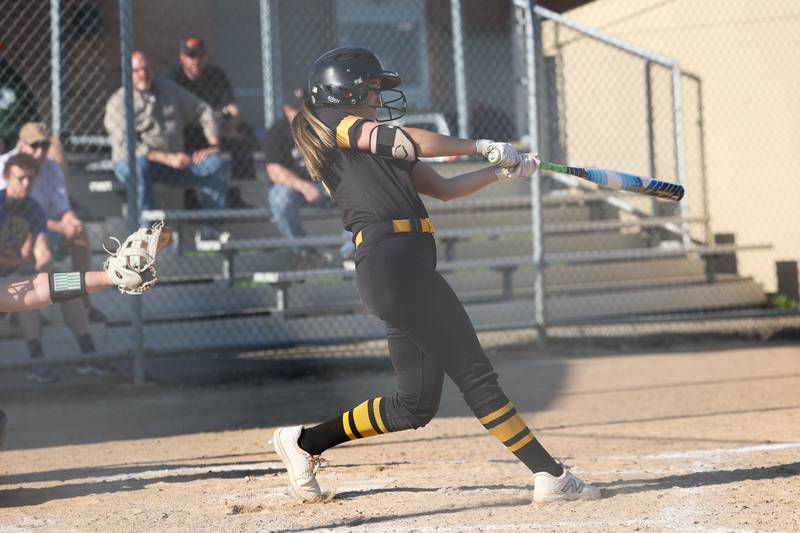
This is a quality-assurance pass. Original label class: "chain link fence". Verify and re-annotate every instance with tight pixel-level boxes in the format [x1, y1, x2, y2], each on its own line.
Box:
[0, 0, 797, 381]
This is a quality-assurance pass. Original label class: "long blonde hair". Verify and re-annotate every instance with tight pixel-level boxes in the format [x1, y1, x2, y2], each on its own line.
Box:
[290, 101, 336, 180]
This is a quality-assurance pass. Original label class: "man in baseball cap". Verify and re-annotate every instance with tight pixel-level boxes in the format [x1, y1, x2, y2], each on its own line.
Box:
[180, 37, 206, 58]
[0, 122, 105, 325]
[169, 37, 256, 182]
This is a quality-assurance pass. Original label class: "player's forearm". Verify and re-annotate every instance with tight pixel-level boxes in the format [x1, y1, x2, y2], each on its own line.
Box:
[85, 271, 113, 293]
[4, 271, 111, 312]
[403, 127, 478, 158]
[439, 166, 500, 200]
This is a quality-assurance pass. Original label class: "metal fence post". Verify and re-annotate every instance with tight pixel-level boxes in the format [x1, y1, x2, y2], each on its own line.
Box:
[450, 0, 468, 139]
[671, 65, 691, 248]
[645, 61, 656, 212]
[259, 0, 275, 130]
[49, 0, 61, 135]
[692, 75, 712, 245]
[526, 0, 546, 346]
[119, 0, 144, 385]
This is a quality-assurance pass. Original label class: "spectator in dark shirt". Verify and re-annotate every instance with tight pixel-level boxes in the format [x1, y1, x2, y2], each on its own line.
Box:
[264, 88, 354, 267]
[169, 37, 257, 182]
[1, 153, 98, 383]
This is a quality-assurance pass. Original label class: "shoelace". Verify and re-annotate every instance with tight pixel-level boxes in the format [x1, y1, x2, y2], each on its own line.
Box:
[309, 455, 326, 475]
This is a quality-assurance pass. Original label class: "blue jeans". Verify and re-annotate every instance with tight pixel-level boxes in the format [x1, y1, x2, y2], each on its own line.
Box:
[113, 155, 229, 217]
[268, 182, 354, 259]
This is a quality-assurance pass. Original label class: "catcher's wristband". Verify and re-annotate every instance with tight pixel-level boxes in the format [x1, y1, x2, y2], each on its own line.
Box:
[48, 271, 87, 303]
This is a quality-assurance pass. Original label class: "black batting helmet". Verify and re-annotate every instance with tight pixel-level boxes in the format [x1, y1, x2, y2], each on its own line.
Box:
[308, 46, 406, 122]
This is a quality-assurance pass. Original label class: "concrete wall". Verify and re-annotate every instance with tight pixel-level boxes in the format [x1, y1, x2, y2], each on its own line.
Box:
[560, 0, 800, 291]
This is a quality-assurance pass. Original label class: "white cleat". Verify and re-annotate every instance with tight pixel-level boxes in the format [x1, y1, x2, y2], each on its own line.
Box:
[271, 425, 324, 502]
[533, 466, 602, 503]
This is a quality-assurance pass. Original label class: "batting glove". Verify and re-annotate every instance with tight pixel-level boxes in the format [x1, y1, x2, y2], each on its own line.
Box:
[476, 139, 522, 169]
[496, 153, 541, 181]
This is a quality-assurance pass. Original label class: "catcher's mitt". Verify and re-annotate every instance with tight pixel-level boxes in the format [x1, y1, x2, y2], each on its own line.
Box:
[103, 220, 172, 295]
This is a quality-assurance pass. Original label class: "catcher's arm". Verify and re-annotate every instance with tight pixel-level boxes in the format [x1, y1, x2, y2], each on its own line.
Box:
[0, 271, 112, 312]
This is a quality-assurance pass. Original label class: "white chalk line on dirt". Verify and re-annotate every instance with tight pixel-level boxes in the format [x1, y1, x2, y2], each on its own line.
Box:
[609, 441, 800, 460]
[296, 521, 783, 533]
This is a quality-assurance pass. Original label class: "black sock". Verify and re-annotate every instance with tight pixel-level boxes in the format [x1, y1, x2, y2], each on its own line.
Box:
[298, 397, 391, 455]
[513, 439, 564, 477]
[478, 401, 563, 477]
[298, 416, 349, 456]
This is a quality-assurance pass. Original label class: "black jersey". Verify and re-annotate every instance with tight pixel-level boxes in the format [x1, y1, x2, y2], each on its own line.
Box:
[315, 107, 429, 234]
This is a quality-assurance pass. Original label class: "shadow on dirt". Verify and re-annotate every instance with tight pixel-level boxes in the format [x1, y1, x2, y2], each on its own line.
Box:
[599, 462, 800, 497]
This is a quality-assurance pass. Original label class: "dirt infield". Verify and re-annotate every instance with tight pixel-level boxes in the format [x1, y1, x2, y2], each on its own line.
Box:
[1, 341, 799, 532]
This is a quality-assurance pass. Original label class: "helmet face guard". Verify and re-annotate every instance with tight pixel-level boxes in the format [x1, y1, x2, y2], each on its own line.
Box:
[309, 47, 407, 122]
[364, 75, 406, 122]
[373, 88, 407, 122]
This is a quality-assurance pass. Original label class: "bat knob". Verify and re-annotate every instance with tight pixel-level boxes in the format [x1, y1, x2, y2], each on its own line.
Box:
[487, 147, 501, 164]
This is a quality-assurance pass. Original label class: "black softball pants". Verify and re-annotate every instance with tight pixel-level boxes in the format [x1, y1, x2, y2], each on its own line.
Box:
[355, 232, 507, 429]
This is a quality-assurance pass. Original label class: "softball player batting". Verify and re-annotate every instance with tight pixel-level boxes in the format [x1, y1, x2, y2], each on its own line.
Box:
[271, 46, 600, 504]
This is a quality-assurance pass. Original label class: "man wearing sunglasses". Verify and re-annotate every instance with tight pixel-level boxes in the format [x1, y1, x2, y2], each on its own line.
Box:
[0, 122, 103, 323]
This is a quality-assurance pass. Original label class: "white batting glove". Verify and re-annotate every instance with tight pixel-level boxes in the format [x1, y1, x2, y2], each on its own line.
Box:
[476, 139, 522, 169]
[475, 139, 494, 158]
[495, 153, 541, 181]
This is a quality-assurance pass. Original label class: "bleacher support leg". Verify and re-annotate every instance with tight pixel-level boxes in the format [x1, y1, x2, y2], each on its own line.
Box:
[274, 282, 290, 317]
[222, 251, 236, 287]
[776, 261, 799, 303]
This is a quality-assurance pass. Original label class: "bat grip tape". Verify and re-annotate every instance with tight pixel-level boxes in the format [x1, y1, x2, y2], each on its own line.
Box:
[49, 271, 87, 303]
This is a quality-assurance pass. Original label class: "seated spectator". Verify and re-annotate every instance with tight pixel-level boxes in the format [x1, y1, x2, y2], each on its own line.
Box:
[0, 153, 99, 383]
[104, 51, 229, 236]
[0, 122, 105, 322]
[265, 88, 354, 267]
[168, 37, 257, 183]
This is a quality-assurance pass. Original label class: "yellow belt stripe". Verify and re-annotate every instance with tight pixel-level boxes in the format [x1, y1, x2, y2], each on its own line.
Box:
[353, 400, 379, 438]
[336, 115, 361, 148]
[392, 219, 411, 232]
[354, 218, 435, 249]
[478, 402, 514, 425]
[488, 414, 529, 443]
[508, 432, 535, 452]
[373, 397, 388, 434]
[342, 412, 357, 440]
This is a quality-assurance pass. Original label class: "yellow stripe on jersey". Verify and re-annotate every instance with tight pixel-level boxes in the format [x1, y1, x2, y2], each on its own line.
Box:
[342, 411, 357, 440]
[373, 397, 388, 434]
[352, 400, 380, 438]
[336, 115, 361, 149]
[487, 414, 529, 444]
[478, 402, 514, 425]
